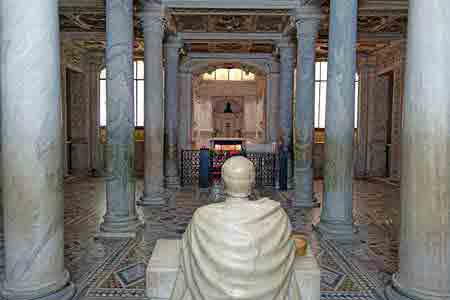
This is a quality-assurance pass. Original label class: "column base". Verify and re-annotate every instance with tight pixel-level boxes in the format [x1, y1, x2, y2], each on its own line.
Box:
[165, 176, 180, 189]
[287, 177, 295, 190]
[137, 190, 168, 207]
[293, 167, 315, 207]
[97, 215, 143, 239]
[2, 273, 75, 300]
[314, 219, 354, 240]
[293, 196, 320, 208]
[90, 168, 107, 178]
[0, 234, 4, 280]
[385, 274, 450, 300]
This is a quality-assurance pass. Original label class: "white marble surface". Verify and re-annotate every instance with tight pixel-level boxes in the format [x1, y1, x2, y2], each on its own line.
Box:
[145, 157, 319, 300]
[1, 0, 74, 298]
[385, 1, 450, 299]
[146, 239, 181, 299]
[146, 239, 320, 300]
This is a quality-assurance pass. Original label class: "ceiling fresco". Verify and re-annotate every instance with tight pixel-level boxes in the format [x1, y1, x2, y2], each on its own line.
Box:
[59, 0, 408, 57]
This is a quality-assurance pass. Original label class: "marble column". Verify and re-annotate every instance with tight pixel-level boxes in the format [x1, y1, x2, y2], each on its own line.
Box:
[139, 4, 167, 206]
[0, 31, 3, 279]
[293, 13, 321, 207]
[278, 38, 295, 188]
[1, 0, 75, 298]
[164, 35, 183, 189]
[265, 59, 280, 144]
[0, 7, 3, 278]
[385, 1, 450, 299]
[178, 62, 193, 151]
[99, 0, 142, 237]
[317, 0, 358, 240]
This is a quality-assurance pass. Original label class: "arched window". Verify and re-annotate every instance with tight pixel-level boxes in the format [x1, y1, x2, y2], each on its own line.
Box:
[202, 68, 255, 81]
[314, 61, 359, 129]
[99, 60, 145, 127]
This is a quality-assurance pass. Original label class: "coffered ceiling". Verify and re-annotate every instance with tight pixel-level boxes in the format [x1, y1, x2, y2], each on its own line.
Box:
[59, 0, 408, 57]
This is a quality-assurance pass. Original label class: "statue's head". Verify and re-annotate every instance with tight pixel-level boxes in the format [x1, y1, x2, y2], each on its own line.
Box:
[222, 156, 255, 198]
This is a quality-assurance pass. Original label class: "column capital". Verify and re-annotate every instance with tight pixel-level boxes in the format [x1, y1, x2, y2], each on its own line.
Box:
[264, 58, 281, 74]
[179, 56, 193, 74]
[295, 16, 321, 40]
[139, 1, 166, 37]
[277, 35, 295, 49]
[293, 2, 322, 21]
[164, 34, 184, 49]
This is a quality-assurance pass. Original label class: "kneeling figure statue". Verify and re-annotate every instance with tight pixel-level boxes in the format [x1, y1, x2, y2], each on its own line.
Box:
[170, 156, 301, 300]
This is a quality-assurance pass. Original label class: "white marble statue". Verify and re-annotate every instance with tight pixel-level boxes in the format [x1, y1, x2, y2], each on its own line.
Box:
[169, 156, 301, 300]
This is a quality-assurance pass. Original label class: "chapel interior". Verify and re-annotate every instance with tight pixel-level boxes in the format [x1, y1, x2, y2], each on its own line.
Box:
[0, 0, 449, 300]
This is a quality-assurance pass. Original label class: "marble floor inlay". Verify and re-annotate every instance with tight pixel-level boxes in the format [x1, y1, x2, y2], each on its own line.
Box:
[58, 177, 400, 300]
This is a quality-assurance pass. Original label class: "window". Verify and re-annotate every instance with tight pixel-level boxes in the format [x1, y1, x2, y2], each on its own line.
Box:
[99, 60, 145, 127]
[314, 61, 359, 129]
[202, 68, 255, 81]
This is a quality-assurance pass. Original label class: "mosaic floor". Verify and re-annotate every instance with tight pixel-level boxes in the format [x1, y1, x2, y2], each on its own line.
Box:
[61, 176, 401, 300]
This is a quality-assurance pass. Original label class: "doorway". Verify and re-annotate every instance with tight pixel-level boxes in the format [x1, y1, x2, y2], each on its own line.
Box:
[65, 68, 85, 174]
[385, 72, 394, 177]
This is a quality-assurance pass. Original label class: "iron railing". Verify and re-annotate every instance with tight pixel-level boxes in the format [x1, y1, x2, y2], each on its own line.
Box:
[180, 150, 278, 188]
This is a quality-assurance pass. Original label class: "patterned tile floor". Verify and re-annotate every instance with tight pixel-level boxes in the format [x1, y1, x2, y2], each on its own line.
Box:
[62, 176, 400, 300]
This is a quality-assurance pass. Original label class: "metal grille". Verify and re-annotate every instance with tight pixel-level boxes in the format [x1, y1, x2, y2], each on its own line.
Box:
[247, 152, 277, 187]
[180, 150, 200, 186]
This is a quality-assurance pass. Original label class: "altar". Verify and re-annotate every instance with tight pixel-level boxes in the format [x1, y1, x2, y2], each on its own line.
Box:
[209, 137, 246, 152]
[209, 138, 246, 182]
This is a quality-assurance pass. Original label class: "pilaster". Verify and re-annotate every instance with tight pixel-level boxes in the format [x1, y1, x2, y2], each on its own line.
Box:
[355, 54, 377, 178]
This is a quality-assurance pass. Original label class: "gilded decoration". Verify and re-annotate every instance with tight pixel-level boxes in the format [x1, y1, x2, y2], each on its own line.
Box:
[100, 127, 144, 144]
[65, 39, 145, 57]
[59, 2, 408, 56]
[60, 10, 105, 32]
[188, 42, 273, 54]
[99, 127, 330, 146]
[173, 14, 289, 33]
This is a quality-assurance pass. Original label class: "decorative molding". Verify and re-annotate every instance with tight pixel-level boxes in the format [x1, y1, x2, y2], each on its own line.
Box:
[374, 41, 406, 74]
[59, 1, 408, 56]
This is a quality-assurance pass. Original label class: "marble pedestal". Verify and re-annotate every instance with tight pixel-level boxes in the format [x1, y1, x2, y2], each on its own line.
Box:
[146, 239, 320, 300]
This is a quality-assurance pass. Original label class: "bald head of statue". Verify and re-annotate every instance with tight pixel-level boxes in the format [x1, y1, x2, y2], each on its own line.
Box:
[221, 156, 255, 198]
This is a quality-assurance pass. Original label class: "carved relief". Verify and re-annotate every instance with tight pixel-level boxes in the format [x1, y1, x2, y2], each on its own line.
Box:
[255, 16, 288, 32]
[60, 11, 105, 32]
[64, 39, 145, 57]
[209, 15, 253, 32]
[376, 42, 405, 73]
[174, 15, 208, 32]
[62, 43, 83, 67]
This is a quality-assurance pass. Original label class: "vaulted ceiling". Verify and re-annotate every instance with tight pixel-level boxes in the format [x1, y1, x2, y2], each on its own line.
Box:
[59, 0, 408, 57]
